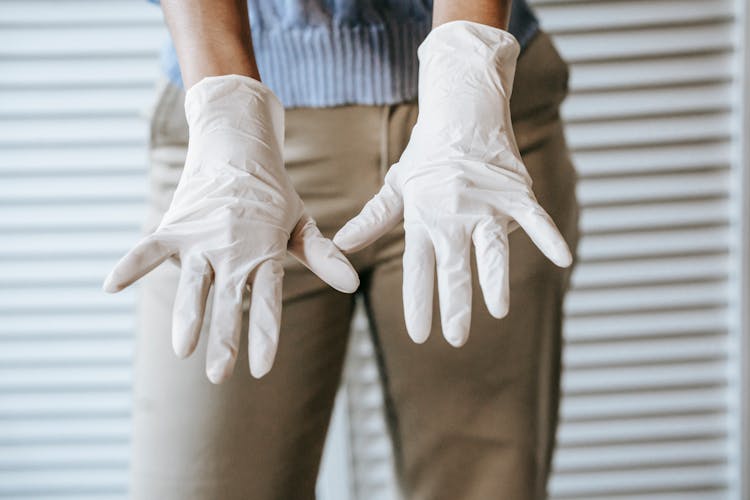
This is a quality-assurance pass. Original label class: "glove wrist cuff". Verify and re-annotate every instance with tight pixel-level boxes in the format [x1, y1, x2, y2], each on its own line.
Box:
[184, 74, 284, 148]
[417, 20, 520, 99]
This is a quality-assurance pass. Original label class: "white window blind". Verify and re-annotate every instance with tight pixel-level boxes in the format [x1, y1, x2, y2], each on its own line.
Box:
[0, 1, 162, 498]
[340, 0, 747, 499]
[548, 0, 740, 498]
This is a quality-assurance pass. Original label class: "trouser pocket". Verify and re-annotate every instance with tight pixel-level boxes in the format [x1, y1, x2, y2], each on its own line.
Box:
[144, 79, 189, 233]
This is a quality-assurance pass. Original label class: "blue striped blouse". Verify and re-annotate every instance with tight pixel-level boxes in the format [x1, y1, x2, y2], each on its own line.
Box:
[152, 1, 539, 108]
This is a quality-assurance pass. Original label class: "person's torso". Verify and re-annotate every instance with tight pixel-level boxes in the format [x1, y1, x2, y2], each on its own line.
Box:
[157, 0, 540, 108]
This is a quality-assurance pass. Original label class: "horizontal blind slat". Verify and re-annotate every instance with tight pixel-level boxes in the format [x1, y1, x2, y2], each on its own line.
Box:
[554, 23, 734, 62]
[0, 1, 162, 24]
[535, 0, 734, 33]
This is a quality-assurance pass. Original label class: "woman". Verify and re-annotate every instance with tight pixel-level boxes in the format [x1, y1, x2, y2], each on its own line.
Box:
[105, 1, 579, 498]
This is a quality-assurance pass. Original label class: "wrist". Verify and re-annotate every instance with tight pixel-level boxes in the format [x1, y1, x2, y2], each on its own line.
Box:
[180, 35, 260, 89]
[432, 3, 510, 30]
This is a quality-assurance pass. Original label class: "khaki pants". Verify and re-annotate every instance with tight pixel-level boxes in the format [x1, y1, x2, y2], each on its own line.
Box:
[131, 31, 579, 500]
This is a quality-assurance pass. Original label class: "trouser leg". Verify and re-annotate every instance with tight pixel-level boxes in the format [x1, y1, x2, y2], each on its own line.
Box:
[366, 264, 569, 500]
[130, 83, 381, 500]
[132, 268, 354, 500]
[364, 31, 579, 500]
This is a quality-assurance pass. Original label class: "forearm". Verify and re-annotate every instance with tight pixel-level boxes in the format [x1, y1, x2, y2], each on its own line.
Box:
[161, 0, 259, 89]
[432, 0, 511, 29]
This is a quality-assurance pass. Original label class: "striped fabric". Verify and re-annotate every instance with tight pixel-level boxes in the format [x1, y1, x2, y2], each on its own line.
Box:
[152, 0, 539, 108]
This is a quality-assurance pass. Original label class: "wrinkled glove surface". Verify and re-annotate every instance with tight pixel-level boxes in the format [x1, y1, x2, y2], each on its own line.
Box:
[334, 21, 572, 347]
[105, 75, 359, 382]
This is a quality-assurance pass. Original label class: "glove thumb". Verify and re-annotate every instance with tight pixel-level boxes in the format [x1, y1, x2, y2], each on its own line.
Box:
[288, 214, 360, 293]
[333, 170, 403, 253]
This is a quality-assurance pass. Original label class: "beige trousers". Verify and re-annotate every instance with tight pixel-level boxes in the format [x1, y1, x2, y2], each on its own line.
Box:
[131, 31, 579, 500]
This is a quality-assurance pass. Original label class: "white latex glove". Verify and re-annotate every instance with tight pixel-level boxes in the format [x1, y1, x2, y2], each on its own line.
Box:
[104, 75, 359, 382]
[334, 21, 572, 347]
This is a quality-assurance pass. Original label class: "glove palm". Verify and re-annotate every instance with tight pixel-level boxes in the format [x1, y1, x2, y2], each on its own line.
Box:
[334, 21, 571, 346]
[105, 75, 359, 381]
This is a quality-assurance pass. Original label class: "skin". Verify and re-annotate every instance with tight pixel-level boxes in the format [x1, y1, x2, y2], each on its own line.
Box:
[160, 0, 512, 89]
[432, 1, 511, 29]
[161, 0, 259, 88]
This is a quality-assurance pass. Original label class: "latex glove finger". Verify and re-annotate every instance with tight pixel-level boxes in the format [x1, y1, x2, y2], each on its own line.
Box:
[333, 171, 403, 253]
[205, 274, 245, 384]
[247, 259, 284, 379]
[433, 227, 473, 347]
[402, 223, 435, 343]
[102, 235, 173, 293]
[473, 219, 510, 319]
[171, 255, 212, 359]
[510, 198, 572, 268]
[288, 214, 359, 293]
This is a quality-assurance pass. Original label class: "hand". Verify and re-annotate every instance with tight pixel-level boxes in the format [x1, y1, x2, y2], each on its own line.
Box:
[104, 75, 359, 382]
[333, 21, 571, 347]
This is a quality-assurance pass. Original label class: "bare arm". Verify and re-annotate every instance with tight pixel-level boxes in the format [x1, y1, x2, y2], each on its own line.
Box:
[161, 0, 510, 89]
[432, 0, 511, 29]
[160, 0, 259, 89]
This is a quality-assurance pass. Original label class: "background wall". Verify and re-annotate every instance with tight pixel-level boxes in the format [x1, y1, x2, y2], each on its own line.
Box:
[0, 0, 746, 499]
[1, 2, 162, 498]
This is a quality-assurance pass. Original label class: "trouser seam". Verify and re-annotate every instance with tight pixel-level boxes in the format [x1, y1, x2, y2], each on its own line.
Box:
[379, 104, 393, 179]
[360, 272, 407, 491]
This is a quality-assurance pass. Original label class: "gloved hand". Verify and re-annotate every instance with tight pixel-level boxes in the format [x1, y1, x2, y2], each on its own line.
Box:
[104, 75, 359, 382]
[334, 21, 572, 347]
